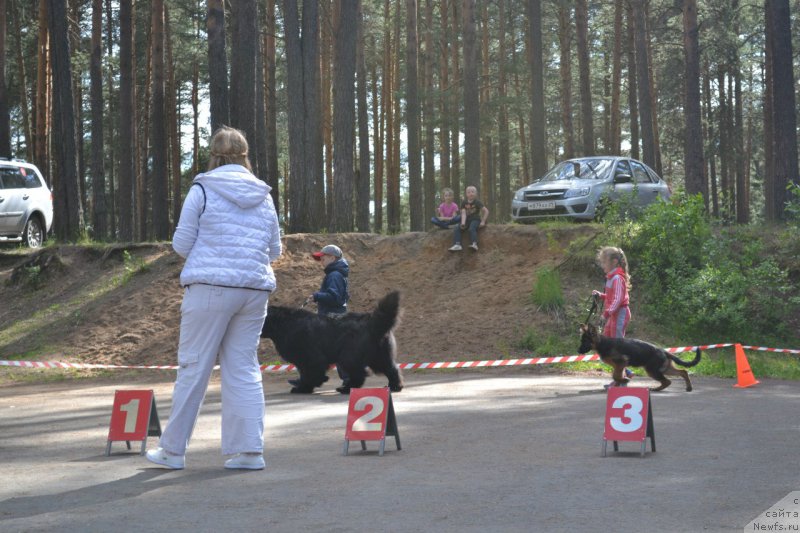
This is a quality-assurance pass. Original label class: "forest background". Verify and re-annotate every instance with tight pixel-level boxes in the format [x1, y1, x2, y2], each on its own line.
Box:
[0, 0, 797, 241]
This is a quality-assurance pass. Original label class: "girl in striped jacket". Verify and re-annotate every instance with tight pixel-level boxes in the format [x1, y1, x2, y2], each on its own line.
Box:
[592, 246, 634, 386]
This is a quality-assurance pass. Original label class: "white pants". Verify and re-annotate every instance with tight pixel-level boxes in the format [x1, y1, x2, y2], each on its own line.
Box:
[159, 284, 269, 456]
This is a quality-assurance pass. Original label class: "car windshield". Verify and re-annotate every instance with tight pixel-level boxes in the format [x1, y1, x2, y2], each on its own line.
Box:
[537, 158, 615, 182]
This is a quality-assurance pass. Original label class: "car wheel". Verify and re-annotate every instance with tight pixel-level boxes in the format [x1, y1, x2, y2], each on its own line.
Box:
[23, 216, 44, 248]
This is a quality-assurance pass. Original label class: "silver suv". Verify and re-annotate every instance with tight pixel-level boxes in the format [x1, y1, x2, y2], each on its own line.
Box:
[511, 156, 671, 222]
[0, 159, 53, 248]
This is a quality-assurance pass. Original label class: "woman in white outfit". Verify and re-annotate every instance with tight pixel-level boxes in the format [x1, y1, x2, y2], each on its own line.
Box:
[146, 126, 282, 470]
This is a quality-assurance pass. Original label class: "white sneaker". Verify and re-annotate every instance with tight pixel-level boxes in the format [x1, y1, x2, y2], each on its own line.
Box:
[145, 447, 185, 470]
[469, 242, 479, 251]
[224, 453, 265, 470]
[449, 244, 462, 251]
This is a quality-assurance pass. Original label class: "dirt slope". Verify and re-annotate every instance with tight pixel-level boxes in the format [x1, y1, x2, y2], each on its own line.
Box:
[0, 225, 599, 367]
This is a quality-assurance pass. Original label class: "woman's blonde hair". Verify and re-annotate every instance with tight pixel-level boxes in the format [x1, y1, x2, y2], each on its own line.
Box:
[597, 246, 632, 290]
[207, 126, 252, 172]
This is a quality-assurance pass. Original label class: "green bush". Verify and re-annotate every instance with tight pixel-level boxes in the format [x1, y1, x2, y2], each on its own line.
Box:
[602, 193, 799, 345]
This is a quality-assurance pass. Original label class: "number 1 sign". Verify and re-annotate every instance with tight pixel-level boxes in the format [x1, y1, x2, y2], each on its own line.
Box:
[344, 387, 401, 456]
[106, 390, 162, 456]
[602, 387, 655, 457]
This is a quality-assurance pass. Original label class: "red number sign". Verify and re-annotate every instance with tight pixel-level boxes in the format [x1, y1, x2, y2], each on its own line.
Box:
[603, 387, 655, 456]
[345, 387, 390, 441]
[604, 387, 648, 441]
[343, 387, 401, 456]
[106, 390, 161, 455]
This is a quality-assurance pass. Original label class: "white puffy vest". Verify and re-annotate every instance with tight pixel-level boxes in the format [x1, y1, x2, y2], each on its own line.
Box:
[179, 171, 279, 291]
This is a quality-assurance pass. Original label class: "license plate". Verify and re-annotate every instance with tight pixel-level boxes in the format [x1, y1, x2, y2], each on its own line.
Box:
[528, 201, 555, 210]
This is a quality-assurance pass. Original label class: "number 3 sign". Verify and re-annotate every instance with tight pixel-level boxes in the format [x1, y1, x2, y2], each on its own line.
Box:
[105, 390, 162, 456]
[602, 387, 655, 457]
[344, 387, 401, 456]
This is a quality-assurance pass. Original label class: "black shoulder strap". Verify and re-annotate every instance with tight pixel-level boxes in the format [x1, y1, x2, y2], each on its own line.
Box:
[191, 182, 206, 215]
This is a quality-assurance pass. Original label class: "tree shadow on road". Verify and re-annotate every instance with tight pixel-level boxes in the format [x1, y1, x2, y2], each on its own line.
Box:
[0, 467, 243, 521]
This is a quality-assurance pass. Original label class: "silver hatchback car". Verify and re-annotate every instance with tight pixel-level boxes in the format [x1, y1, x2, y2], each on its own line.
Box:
[511, 156, 671, 222]
[0, 159, 54, 248]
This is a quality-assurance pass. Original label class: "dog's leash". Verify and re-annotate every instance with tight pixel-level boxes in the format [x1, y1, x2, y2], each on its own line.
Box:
[585, 293, 601, 324]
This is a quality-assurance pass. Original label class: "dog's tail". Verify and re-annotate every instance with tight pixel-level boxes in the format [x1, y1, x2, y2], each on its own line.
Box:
[668, 347, 702, 367]
[370, 291, 400, 338]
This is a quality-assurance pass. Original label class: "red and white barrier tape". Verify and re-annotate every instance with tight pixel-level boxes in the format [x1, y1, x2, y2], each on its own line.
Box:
[1, 343, 797, 372]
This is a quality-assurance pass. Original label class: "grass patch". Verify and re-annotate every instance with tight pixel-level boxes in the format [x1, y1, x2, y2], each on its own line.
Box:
[531, 267, 564, 311]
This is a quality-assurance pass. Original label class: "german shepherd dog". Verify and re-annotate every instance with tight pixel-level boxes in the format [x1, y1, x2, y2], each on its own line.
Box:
[261, 291, 404, 394]
[578, 323, 701, 391]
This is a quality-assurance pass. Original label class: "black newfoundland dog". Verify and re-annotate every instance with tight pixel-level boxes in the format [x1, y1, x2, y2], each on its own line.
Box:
[261, 291, 404, 394]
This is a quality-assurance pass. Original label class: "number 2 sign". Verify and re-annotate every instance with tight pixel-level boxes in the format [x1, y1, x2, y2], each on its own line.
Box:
[344, 387, 401, 456]
[106, 390, 162, 456]
[602, 387, 655, 457]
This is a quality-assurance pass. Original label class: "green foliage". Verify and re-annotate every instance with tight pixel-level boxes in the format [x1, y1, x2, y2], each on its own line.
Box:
[120, 250, 150, 284]
[600, 194, 799, 345]
[531, 266, 564, 311]
[18, 265, 44, 290]
[516, 330, 574, 356]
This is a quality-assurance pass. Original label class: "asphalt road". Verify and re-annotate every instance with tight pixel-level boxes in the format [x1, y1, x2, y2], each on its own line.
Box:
[1, 371, 798, 532]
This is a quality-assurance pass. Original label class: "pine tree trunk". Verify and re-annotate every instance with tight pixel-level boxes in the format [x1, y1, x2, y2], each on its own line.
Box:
[763, 0, 774, 221]
[356, 0, 370, 232]
[265, 0, 280, 212]
[450, 0, 460, 198]
[321, 0, 332, 219]
[406, 0, 423, 230]
[47, 0, 83, 241]
[137, 25, 151, 241]
[625, 2, 639, 161]
[682, 0, 705, 200]
[768, 0, 799, 220]
[117, 0, 135, 241]
[165, 5, 181, 232]
[527, 0, 546, 178]
[332, 0, 357, 232]
[389, 1, 402, 233]
[557, 1, 574, 160]
[150, 0, 169, 240]
[207, 0, 229, 132]
[703, 65, 717, 215]
[11, 1, 32, 161]
[283, 0, 323, 232]
[609, 0, 622, 155]
[105, 0, 116, 237]
[511, 24, 529, 181]
[422, 0, 436, 227]
[575, 0, 594, 156]
[630, 0, 655, 169]
[439, 0, 450, 191]
[90, 0, 107, 239]
[255, 11, 268, 183]
[0, 0, 11, 158]
[230, 0, 258, 175]
[35, 0, 50, 184]
[497, 0, 510, 222]
[462, 0, 479, 190]
[717, 69, 729, 219]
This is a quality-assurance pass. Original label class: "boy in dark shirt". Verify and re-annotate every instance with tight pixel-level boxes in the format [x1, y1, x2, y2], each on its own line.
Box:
[449, 185, 489, 251]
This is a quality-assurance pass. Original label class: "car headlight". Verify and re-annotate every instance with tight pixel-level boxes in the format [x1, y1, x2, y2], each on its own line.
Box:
[514, 189, 525, 201]
[563, 187, 590, 199]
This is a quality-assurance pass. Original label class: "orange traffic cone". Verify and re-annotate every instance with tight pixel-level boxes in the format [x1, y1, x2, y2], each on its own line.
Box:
[733, 343, 759, 388]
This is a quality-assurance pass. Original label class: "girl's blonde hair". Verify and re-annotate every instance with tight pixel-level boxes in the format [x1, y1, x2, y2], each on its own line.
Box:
[597, 246, 632, 290]
[207, 126, 252, 172]
[442, 187, 454, 199]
